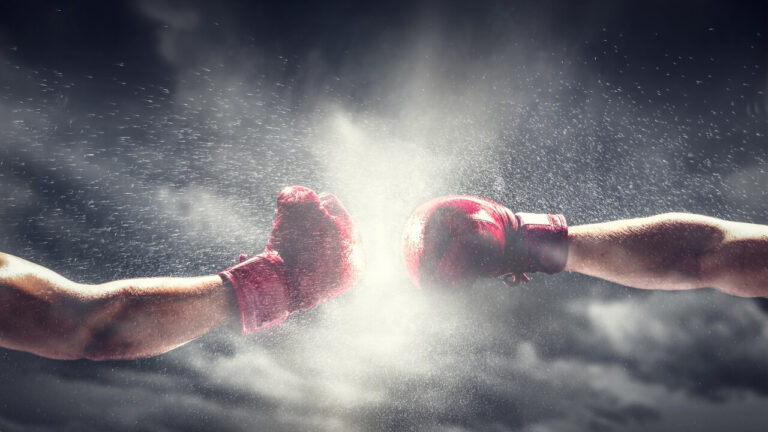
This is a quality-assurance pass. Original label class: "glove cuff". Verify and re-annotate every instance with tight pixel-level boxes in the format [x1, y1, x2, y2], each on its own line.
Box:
[219, 252, 291, 334]
[514, 213, 569, 274]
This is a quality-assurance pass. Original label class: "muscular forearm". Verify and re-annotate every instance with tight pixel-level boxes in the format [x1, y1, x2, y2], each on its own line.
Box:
[82, 275, 238, 360]
[565, 213, 768, 297]
[0, 253, 238, 360]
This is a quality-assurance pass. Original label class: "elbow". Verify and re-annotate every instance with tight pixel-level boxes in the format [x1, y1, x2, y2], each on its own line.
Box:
[53, 320, 128, 361]
[70, 292, 139, 361]
[73, 287, 169, 361]
[698, 241, 768, 298]
[79, 325, 134, 361]
[27, 314, 133, 361]
[662, 213, 728, 289]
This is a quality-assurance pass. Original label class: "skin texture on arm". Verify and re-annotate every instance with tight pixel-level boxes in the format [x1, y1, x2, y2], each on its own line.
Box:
[566, 213, 768, 297]
[0, 252, 239, 361]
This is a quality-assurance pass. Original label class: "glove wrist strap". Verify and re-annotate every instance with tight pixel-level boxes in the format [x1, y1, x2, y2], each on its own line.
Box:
[219, 252, 291, 334]
[515, 213, 569, 274]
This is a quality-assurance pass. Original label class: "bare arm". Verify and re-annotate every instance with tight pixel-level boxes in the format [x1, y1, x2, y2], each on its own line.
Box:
[0, 252, 239, 361]
[565, 212, 768, 297]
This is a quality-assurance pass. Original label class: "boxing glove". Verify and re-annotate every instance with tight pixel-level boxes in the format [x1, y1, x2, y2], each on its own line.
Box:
[220, 186, 363, 333]
[402, 195, 567, 290]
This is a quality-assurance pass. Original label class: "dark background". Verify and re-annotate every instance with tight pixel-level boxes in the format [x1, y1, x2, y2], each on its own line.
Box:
[0, 1, 767, 431]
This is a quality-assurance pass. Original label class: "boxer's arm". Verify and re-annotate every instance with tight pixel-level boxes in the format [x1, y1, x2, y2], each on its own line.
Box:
[565, 213, 768, 297]
[0, 252, 239, 361]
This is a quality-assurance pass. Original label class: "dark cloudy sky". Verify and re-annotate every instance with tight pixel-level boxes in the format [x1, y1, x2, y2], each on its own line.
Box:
[1, 1, 767, 431]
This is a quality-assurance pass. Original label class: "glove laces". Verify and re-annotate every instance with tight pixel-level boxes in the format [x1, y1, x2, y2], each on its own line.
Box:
[501, 272, 530, 287]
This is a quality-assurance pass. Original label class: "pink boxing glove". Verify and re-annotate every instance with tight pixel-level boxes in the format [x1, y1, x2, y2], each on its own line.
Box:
[402, 195, 568, 290]
[220, 186, 363, 334]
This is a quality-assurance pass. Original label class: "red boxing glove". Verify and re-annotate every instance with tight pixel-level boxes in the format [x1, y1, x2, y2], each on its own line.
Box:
[402, 195, 568, 290]
[220, 186, 363, 334]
